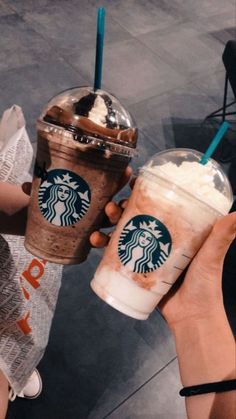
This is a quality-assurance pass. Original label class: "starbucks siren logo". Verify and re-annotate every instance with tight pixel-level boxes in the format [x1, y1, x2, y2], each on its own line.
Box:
[38, 169, 91, 227]
[118, 215, 172, 274]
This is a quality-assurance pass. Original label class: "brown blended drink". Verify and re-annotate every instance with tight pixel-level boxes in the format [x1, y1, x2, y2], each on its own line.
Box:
[24, 87, 137, 264]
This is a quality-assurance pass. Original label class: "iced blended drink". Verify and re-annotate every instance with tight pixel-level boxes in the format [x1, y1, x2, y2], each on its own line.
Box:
[24, 87, 137, 264]
[91, 149, 233, 320]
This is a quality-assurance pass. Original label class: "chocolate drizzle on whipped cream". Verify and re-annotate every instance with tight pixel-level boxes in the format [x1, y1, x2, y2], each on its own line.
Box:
[74, 92, 96, 116]
[41, 87, 138, 148]
[74, 92, 121, 130]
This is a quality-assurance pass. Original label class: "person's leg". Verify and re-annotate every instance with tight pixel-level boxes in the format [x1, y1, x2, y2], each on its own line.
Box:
[0, 370, 9, 419]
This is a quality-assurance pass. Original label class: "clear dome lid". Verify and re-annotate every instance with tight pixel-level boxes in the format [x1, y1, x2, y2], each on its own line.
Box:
[140, 148, 233, 215]
[38, 86, 138, 155]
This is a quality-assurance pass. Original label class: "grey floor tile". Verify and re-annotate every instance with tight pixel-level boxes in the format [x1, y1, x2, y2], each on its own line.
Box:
[0, 14, 54, 72]
[0, 60, 88, 140]
[138, 21, 224, 81]
[193, 70, 235, 109]
[64, 38, 186, 106]
[129, 83, 222, 154]
[4, 0, 66, 13]
[0, 0, 15, 16]
[164, 0, 235, 20]
[89, 0, 185, 36]
[106, 358, 186, 419]
[8, 0, 234, 23]
[198, 11, 236, 45]
[23, 3, 132, 56]
[193, 70, 236, 139]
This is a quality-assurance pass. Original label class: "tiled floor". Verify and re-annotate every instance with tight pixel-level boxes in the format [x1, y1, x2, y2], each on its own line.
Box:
[1, 0, 235, 418]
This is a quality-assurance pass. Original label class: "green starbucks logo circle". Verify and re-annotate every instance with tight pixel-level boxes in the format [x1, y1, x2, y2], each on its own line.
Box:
[38, 169, 91, 227]
[118, 215, 172, 273]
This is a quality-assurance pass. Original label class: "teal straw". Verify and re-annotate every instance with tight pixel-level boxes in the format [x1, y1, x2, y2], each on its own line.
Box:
[199, 121, 230, 165]
[94, 7, 106, 90]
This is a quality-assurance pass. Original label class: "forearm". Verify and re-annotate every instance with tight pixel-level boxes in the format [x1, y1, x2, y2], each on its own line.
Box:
[173, 313, 236, 419]
[0, 182, 29, 235]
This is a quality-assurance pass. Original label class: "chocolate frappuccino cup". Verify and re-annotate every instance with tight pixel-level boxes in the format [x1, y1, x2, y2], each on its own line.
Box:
[91, 149, 233, 320]
[24, 87, 137, 264]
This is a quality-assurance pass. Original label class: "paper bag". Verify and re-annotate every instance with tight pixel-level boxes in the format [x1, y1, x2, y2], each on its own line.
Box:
[0, 105, 62, 392]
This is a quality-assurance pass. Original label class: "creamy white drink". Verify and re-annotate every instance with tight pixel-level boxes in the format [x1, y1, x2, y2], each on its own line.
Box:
[91, 149, 233, 320]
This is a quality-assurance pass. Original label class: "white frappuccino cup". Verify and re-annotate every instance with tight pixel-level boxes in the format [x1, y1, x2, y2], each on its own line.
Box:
[91, 148, 233, 320]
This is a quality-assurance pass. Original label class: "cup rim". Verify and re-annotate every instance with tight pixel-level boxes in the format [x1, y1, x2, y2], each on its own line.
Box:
[37, 119, 137, 157]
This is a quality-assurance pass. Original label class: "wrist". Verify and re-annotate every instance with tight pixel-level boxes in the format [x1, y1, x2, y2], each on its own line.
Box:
[172, 307, 229, 336]
[173, 313, 236, 387]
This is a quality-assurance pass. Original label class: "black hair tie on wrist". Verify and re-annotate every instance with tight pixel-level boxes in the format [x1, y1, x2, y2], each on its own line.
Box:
[180, 379, 236, 397]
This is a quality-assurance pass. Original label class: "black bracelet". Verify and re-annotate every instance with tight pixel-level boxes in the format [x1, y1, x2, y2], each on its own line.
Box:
[179, 379, 236, 397]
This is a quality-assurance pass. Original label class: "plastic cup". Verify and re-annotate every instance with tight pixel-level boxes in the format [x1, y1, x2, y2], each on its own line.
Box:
[24, 87, 137, 264]
[91, 148, 233, 320]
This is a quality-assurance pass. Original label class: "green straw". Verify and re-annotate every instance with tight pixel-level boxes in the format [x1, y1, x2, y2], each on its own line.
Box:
[94, 7, 106, 90]
[199, 121, 230, 165]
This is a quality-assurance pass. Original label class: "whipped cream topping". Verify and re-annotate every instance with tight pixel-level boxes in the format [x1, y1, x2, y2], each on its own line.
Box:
[143, 160, 232, 215]
[88, 95, 107, 127]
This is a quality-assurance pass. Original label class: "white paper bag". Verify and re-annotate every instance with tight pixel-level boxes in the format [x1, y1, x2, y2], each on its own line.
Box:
[0, 105, 62, 392]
